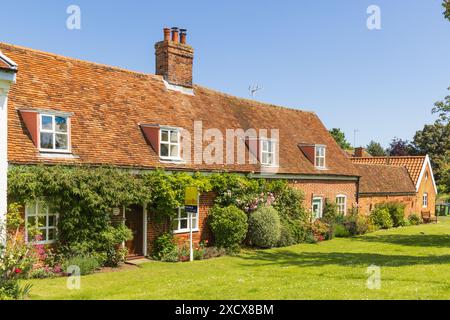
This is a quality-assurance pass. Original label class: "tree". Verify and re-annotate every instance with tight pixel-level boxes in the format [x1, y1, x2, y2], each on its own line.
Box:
[412, 88, 450, 192]
[366, 141, 386, 156]
[444, 0, 450, 21]
[329, 128, 351, 150]
[387, 138, 414, 156]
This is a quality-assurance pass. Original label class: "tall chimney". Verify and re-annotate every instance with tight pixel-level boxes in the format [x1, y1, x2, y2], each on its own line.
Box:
[354, 147, 365, 157]
[155, 27, 194, 88]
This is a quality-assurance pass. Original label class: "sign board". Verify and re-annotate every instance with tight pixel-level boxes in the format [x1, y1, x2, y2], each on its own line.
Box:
[185, 205, 197, 214]
[185, 186, 199, 206]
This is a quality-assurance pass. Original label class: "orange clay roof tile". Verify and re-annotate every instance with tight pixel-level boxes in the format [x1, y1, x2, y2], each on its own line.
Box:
[1, 42, 359, 177]
[350, 156, 426, 185]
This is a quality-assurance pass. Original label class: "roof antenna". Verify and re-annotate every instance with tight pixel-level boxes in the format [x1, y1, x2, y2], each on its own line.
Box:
[248, 84, 262, 99]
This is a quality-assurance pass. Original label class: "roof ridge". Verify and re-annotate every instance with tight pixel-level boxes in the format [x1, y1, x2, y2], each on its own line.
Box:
[0, 41, 316, 116]
[0, 42, 160, 80]
[195, 85, 316, 115]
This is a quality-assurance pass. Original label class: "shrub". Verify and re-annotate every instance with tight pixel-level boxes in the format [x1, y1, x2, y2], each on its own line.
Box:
[0, 204, 36, 300]
[277, 221, 297, 247]
[323, 199, 339, 223]
[248, 206, 281, 248]
[370, 207, 393, 229]
[311, 220, 333, 241]
[203, 247, 227, 260]
[334, 224, 351, 237]
[408, 213, 422, 225]
[377, 202, 406, 227]
[153, 233, 178, 261]
[63, 255, 100, 276]
[209, 205, 248, 252]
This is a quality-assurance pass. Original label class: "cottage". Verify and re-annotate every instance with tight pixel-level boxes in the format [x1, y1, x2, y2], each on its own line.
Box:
[0, 28, 363, 256]
[351, 148, 437, 217]
[0, 28, 437, 258]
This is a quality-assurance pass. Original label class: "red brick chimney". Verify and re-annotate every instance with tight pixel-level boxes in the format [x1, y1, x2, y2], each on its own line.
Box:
[354, 147, 365, 157]
[155, 27, 194, 88]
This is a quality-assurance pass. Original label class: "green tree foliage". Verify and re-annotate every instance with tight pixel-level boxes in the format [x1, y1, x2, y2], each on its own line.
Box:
[329, 128, 351, 150]
[444, 0, 450, 21]
[387, 138, 414, 156]
[366, 140, 386, 156]
[412, 88, 450, 192]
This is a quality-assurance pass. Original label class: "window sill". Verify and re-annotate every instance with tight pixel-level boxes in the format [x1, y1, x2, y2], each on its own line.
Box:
[173, 229, 199, 235]
[160, 158, 186, 164]
[39, 152, 79, 159]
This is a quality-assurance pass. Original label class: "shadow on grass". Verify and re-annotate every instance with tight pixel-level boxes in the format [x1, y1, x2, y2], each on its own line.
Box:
[238, 250, 450, 268]
[354, 234, 450, 248]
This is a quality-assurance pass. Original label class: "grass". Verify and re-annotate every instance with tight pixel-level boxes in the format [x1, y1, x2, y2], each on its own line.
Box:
[26, 217, 450, 300]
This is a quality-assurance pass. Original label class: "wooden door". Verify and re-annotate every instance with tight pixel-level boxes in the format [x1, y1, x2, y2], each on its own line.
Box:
[125, 205, 143, 257]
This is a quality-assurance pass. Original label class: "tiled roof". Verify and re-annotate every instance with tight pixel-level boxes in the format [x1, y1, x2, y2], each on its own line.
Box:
[356, 164, 416, 195]
[1, 42, 359, 177]
[351, 156, 426, 185]
[0, 51, 17, 71]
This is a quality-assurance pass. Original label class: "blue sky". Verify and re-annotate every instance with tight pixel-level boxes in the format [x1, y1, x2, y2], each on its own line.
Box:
[0, 1, 449, 147]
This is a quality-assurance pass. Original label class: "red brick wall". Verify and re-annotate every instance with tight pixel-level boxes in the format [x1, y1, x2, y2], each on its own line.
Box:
[358, 194, 416, 216]
[145, 192, 215, 255]
[290, 179, 358, 213]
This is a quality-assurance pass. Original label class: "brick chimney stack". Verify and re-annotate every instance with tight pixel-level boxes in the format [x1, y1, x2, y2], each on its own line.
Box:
[354, 147, 365, 157]
[155, 27, 194, 88]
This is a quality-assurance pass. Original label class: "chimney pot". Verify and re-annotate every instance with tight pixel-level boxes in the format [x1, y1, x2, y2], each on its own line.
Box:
[171, 27, 179, 43]
[163, 28, 171, 41]
[180, 29, 187, 44]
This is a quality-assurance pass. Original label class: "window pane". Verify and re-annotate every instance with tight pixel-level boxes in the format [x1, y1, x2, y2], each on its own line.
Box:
[55, 134, 68, 150]
[40, 132, 54, 149]
[262, 153, 268, 164]
[41, 116, 53, 130]
[161, 130, 169, 142]
[170, 131, 178, 143]
[160, 143, 169, 157]
[191, 218, 197, 229]
[267, 154, 273, 164]
[55, 117, 68, 132]
[180, 209, 188, 219]
[170, 144, 179, 157]
[27, 216, 36, 227]
[38, 215, 46, 227]
[180, 219, 188, 230]
[40, 229, 47, 241]
[267, 141, 273, 153]
[48, 215, 57, 227]
[48, 228, 56, 241]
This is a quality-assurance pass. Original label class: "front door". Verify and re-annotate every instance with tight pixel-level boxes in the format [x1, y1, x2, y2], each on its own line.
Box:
[312, 197, 323, 220]
[125, 205, 143, 257]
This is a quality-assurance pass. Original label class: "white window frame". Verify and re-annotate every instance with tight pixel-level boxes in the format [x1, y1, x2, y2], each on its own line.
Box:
[25, 202, 58, 245]
[336, 195, 347, 215]
[312, 197, 324, 220]
[422, 193, 428, 208]
[260, 138, 277, 166]
[39, 114, 71, 153]
[173, 206, 199, 234]
[159, 127, 181, 160]
[314, 145, 326, 169]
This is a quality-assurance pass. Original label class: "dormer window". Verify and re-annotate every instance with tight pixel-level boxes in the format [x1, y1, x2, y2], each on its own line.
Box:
[315, 145, 326, 168]
[39, 114, 70, 152]
[160, 128, 180, 160]
[261, 139, 276, 166]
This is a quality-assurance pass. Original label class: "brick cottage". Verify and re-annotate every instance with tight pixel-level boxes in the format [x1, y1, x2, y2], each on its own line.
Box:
[0, 28, 437, 257]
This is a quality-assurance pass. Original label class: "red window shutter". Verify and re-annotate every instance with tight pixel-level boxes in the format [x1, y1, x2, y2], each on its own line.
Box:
[19, 110, 39, 147]
[140, 125, 160, 155]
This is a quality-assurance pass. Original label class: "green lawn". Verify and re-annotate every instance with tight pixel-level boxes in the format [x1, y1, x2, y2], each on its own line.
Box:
[27, 218, 450, 300]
